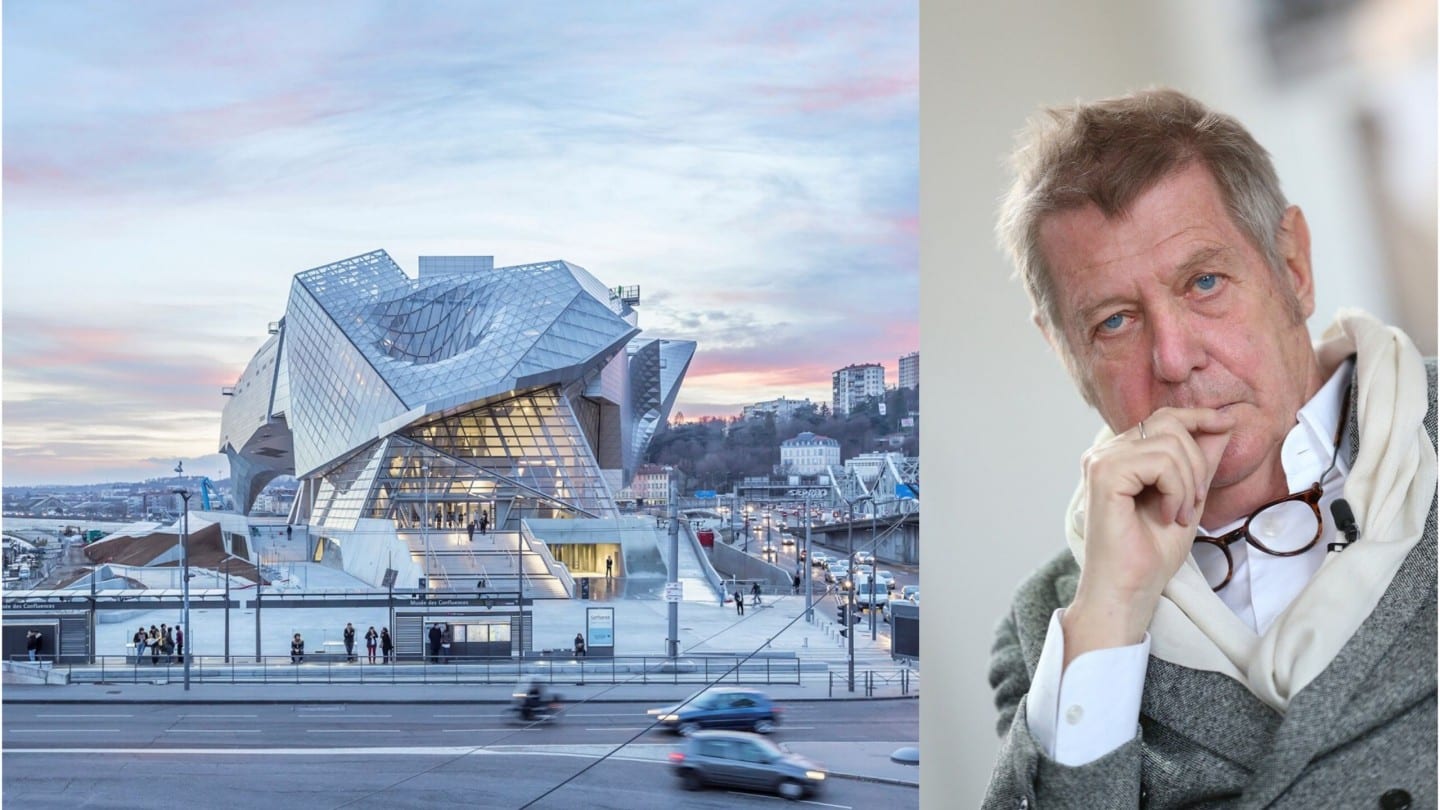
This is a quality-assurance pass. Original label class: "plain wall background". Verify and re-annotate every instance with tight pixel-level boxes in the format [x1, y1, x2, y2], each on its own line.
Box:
[921, 0, 1435, 805]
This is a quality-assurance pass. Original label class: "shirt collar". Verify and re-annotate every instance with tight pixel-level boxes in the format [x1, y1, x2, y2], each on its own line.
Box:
[1280, 358, 1354, 493]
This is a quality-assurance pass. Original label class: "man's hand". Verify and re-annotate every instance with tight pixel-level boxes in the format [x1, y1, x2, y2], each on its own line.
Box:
[1061, 408, 1234, 668]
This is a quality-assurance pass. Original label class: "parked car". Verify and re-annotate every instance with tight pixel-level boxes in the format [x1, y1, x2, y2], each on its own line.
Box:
[670, 730, 826, 800]
[648, 688, 783, 736]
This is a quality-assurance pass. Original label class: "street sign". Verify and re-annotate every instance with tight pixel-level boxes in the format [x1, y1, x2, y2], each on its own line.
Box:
[664, 582, 683, 602]
[694, 490, 717, 499]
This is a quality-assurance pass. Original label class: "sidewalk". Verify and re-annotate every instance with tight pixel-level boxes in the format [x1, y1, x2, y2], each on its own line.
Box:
[0, 679, 919, 786]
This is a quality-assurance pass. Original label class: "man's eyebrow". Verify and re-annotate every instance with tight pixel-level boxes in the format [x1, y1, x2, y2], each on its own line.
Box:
[1175, 245, 1228, 276]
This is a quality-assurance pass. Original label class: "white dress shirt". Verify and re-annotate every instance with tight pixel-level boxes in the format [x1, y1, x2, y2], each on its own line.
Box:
[1026, 361, 1354, 766]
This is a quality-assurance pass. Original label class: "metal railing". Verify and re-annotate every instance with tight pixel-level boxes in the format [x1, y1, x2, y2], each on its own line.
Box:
[828, 668, 918, 697]
[41, 653, 807, 687]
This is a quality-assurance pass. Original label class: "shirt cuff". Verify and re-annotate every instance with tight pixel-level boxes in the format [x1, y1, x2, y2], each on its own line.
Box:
[1024, 608, 1151, 766]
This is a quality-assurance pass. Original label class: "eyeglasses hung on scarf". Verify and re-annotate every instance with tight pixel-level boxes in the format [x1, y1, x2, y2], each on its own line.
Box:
[1191, 388, 1351, 592]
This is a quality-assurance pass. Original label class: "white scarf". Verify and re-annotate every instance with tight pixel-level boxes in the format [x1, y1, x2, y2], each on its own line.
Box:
[1064, 310, 1435, 712]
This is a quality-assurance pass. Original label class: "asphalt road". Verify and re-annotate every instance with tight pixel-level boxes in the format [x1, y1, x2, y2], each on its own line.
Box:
[3, 700, 918, 809]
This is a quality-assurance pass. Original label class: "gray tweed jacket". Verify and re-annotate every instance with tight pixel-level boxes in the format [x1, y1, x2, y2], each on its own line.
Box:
[982, 359, 1438, 810]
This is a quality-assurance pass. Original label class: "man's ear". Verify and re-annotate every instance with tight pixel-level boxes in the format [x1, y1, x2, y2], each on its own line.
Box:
[1277, 205, 1315, 320]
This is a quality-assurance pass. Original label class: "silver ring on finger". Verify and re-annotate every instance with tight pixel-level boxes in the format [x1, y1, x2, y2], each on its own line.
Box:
[1138, 420, 1147, 440]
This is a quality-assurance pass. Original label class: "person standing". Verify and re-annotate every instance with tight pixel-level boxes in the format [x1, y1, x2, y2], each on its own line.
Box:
[133, 626, 148, 663]
[479, 509, 489, 535]
[343, 622, 357, 663]
[428, 623, 443, 663]
[160, 625, 174, 663]
[365, 626, 379, 664]
[291, 633, 304, 664]
[380, 628, 393, 664]
[441, 624, 453, 664]
[734, 589, 744, 616]
[467, 520, 476, 543]
[174, 625, 184, 664]
[605, 555, 614, 579]
[25, 631, 38, 662]
[751, 581, 762, 606]
[149, 626, 161, 665]
[574, 632, 586, 657]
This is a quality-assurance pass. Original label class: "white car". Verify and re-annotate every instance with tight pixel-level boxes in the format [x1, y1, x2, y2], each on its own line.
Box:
[853, 551, 875, 566]
[874, 570, 896, 591]
[811, 552, 831, 568]
[779, 533, 796, 546]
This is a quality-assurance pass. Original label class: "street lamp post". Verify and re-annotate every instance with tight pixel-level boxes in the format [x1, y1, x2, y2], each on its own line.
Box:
[171, 485, 193, 692]
[743, 505, 752, 553]
[223, 558, 231, 663]
[843, 493, 873, 693]
[421, 463, 431, 594]
[803, 495, 813, 622]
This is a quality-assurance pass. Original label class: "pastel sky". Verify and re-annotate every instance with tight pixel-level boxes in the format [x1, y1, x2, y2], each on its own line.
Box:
[2, 1, 917, 487]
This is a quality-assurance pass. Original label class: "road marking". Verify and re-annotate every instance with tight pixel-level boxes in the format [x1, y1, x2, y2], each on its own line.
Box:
[304, 729, 397, 734]
[183, 714, 258, 719]
[432, 713, 501, 718]
[8, 729, 119, 733]
[164, 729, 262, 733]
[584, 727, 653, 732]
[439, 728, 540, 733]
[322, 714, 392, 718]
[34, 714, 133, 719]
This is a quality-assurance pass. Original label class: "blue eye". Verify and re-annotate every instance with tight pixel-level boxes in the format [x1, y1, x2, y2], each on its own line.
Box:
[1100, 313, 1124, 331]
[1194, 273, 1218, 291]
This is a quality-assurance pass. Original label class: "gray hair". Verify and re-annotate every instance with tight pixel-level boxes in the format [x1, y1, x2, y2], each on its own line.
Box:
[996, 88, 1292, 343]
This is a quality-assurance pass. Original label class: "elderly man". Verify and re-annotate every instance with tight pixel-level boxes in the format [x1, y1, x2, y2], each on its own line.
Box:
[983, 88, 1436, 809]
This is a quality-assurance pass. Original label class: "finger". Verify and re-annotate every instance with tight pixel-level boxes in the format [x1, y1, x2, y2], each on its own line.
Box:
[1139, 408, 1234, 500]
[1086, 440, 1197, 525]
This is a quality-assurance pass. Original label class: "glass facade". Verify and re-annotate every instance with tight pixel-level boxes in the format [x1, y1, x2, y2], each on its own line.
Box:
[222, 250, 695, 535]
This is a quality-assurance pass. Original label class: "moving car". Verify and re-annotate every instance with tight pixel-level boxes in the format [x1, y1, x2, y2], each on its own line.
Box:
[853, 551, 875, 566]
[810, 552, 830, 568]
[648, 687, 783, 736]
[670, 730, 826, 800]
[874, 570, 896, 591]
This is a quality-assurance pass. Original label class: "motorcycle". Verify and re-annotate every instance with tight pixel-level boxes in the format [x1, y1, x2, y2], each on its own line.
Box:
[511, 688, 564, 723]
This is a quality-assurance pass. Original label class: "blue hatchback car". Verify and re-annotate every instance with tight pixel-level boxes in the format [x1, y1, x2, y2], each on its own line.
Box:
[648, 688, 783, 735]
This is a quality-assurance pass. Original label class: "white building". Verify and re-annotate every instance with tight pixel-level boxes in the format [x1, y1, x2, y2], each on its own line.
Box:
[780, 432, 841, 476]
[832, 363, 886, 415]
[898, 351, 919, 391]
[742, 396, 812, 421]
[845, 451, 904, 485]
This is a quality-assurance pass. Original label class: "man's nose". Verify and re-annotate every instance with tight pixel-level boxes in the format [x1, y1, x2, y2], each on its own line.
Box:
[1150, 309, 1206, 383]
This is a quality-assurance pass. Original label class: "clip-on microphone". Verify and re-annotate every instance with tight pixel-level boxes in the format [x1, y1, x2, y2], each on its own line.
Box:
[1327, 499, 1360, 552]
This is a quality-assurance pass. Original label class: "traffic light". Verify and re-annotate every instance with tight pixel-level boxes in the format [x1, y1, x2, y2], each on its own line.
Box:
[836, 603, 848, 624]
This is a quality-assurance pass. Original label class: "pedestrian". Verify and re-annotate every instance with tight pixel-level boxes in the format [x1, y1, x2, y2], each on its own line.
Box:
[149, 626, 161, 665]
[380, 628, 393, 664]
[343, 622, 356, 663]
[605, 555, 614, 578]
[441, 624, 453, 663]
[574, 632, 586, 657]
[751, 581, 762, 606]
[132, 626, 148, 663]
[428, 623, 443, 663]
[365, 626, 378, 664]
[25, 631, 38, 662]
[286, 524, 292, 541]
[175, 625, 184, 664]
[291, 633, 304, 664]
[161, 627, 175, 663]
[793, 572, 802, 594]
[467, 520, 476, 543]
[479, 509, 488, 534]
[734, 589, 744, 616]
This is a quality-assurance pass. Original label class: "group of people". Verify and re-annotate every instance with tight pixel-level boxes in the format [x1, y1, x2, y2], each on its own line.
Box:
[290, 626, 393, 664]
[427, 622, 454, 663]
[131, 624, 182, 665]
[732, 582, 763, 615]
[465, 511, 490, 541]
